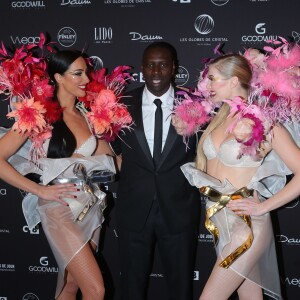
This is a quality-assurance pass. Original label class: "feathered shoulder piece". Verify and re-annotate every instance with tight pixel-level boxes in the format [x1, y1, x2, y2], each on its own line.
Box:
[0, 33, 60, 161]
[172, 85, 216, 140]
[76, 65, 133, 142]
[226, 38, 300, 158]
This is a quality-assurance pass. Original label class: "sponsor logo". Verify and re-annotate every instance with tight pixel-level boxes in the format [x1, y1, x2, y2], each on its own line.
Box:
[198, 233, 214, 243]
[104, 0, 151, 5]
[113, 229, 118, 238]
[180, 14, 228, 46]
[11, 1, 45, 8]
[277, 235, 300, 245]
[211, 0, 229, 5]
[129, 32, 163, 42]
[57, 27, 77, 47]
[175, 66, 189, 86]
[18, 188, 28, 198]
[40, 256, 48, 266]
[140, 72, 145, 82]
[60, 0, 91, 6]
[150, 273, 164, 278]
[23, 225, 40, 234]
[200, 194, 208, 205]
[255, 23, 266, 34]
[10, 36, 40, 45]
[0, 263, 16, 272]
[29, 256, 58, 273]
[242, 23, 277, 44]
[89, 56, 104, 71]
[292, 31, 300, 43]
[193, 271, 199, 280]
[284, 198, 299, 209]
[281, 277, 300, 287]
[151, 271, 199, 280]
[0, 189, 7, 196]
[94, 27, 113, 44]
[194, 14, 214, 35]
[172, 0, 191, 3]
[131, 72, 140, 82]
[22, 294, 39, 300]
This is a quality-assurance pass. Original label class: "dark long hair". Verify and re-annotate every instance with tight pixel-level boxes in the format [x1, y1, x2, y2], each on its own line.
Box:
[46, 50, 84, 158]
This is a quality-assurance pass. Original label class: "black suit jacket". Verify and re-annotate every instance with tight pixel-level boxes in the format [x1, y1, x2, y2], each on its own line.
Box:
[112, 86, 200, 233]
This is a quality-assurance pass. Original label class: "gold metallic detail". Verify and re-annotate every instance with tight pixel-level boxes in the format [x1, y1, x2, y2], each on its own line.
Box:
[200, 186, 254, 269]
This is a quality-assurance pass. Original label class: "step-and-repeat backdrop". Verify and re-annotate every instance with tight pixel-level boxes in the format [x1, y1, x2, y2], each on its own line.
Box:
[0, 1, 299, 299]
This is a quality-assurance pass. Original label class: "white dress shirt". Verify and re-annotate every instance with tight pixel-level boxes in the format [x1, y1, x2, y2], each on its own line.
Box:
[142, 85, 174, 156]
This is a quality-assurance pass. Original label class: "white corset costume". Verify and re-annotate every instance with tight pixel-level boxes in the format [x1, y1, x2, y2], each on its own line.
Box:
[74, 135, 97, 156]
[203, 133, 263, 168]
[180, 132, 292, 300]
[42, 134, 97, 157]
[5, 132, 116, 299]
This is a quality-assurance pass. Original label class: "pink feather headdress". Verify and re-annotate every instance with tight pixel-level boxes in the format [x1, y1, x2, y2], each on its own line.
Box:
[247, 38, 300, 123]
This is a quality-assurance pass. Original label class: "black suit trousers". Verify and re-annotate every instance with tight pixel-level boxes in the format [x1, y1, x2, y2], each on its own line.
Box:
[118, 198, 197, 300]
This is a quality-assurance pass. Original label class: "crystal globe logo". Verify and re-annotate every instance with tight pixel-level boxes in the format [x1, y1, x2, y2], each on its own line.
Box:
[90, 56, 104, 71]
[22, 293, 39, 300]
[211, 0, 229, 6]
[194, 14, 214, 35]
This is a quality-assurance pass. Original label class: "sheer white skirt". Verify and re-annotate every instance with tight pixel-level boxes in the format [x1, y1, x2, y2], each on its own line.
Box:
[20, 155, 115, 298]
[181, 161, 285, 300]
[38, 184, 105, 298]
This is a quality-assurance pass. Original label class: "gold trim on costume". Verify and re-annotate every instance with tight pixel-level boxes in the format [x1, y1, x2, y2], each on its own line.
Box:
[200, 186, 254, 269]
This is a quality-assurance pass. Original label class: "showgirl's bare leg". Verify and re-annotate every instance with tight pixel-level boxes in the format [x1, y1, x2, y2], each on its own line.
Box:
[199, 258, 262, 300]
[57, 242, 104, 300]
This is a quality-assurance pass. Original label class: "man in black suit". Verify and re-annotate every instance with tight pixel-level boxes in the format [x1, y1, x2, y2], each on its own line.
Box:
[111, 42, 200, 299]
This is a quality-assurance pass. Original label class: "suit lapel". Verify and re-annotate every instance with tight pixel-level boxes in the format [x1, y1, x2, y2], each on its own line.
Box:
[130, 89, 154, 167]
[156, 122, 177, 169]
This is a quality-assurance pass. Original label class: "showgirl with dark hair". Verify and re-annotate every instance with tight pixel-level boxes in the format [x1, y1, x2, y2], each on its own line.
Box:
[0, 38, 132, 299]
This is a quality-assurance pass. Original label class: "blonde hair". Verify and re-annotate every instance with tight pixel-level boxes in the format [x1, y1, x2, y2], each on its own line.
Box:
[196, 54, 252, 171]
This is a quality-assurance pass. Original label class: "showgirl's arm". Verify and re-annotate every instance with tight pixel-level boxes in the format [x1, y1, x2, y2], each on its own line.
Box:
[0, 129, 37, 192]
[0, 129, 77, 204]
[228, 124, 300, 216]
[259, 124, 300, 213]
